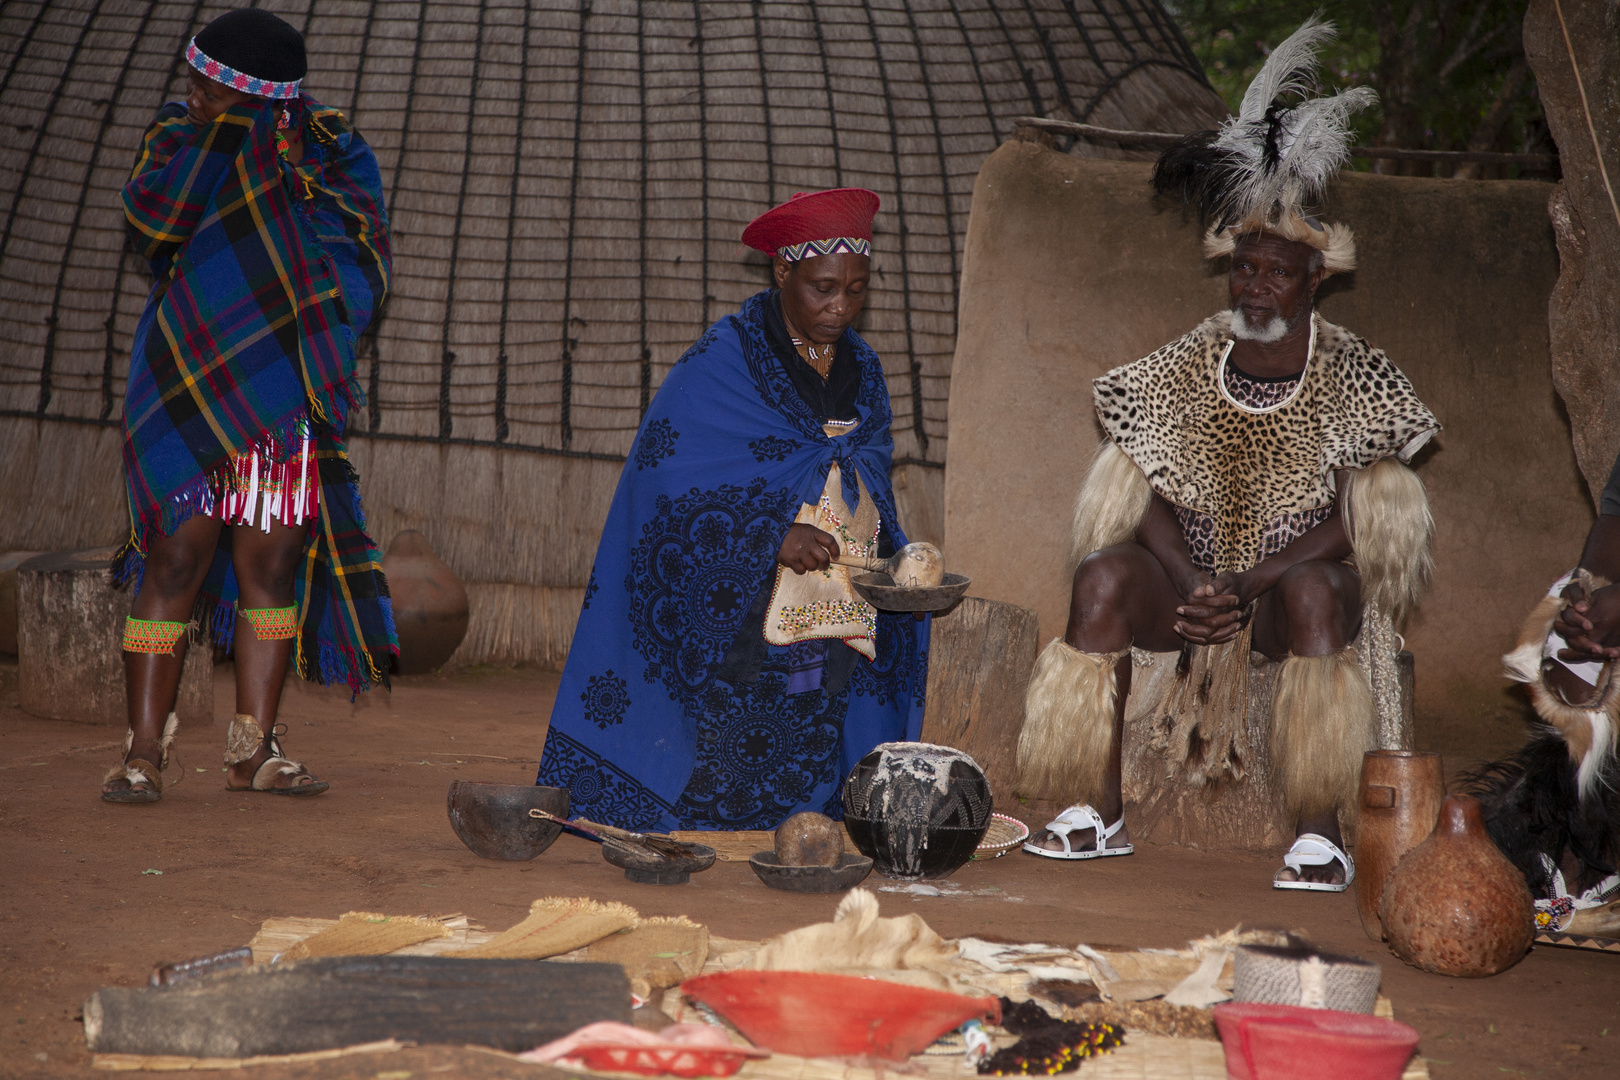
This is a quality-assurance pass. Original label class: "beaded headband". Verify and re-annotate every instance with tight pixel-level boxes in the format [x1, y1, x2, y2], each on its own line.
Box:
[777, 237, 871, 263]
[186, 39, 302, 100]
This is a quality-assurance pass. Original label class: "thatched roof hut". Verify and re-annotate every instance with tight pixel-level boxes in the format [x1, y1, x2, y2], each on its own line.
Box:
[1, 0, 1224, 472]
[1, 1, 1225, 666]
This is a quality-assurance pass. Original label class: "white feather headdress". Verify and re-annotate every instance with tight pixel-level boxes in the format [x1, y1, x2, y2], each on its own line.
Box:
[1152, 16, 1377, 274]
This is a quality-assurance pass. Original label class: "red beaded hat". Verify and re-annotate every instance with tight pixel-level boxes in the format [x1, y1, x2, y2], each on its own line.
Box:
[741, 188, 880, 262]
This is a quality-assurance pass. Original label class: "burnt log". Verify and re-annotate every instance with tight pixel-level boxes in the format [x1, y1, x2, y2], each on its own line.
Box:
[82, 955, 630, 1057]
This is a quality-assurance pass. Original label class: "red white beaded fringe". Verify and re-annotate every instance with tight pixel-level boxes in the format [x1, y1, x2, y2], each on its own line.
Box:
[208, 438, 318, 532]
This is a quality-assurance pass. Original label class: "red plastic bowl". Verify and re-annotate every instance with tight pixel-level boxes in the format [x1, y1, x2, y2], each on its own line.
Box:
[1213, 1003, 1420, 1080]
[681, 971, 1001, 1061]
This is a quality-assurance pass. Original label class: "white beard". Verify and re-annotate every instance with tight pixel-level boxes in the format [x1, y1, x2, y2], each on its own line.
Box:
[1230, 308, 1292, 343]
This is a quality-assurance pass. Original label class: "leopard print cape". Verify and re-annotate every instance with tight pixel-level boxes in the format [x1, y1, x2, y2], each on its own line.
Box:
[1093, 311, 1440, 574]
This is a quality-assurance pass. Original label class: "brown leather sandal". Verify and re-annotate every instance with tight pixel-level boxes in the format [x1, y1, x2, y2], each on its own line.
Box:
[223, 715, 329, 796]
[101, 713, 179, 804]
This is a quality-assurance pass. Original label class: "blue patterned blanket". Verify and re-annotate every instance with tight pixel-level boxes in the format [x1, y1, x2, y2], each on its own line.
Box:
[535, 290, 928, 830]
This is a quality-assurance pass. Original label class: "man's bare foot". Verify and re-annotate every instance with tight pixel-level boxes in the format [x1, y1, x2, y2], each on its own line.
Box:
[1030, 821, 1132, 854]
[1274, 826, 1351, 889]
[1025, 805, 1132, 858]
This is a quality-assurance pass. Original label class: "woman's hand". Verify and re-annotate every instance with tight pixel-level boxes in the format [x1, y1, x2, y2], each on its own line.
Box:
[778, 523, 840, 574]
[1174, 571, 1249, 646]
[1555, 580, 1620, 662]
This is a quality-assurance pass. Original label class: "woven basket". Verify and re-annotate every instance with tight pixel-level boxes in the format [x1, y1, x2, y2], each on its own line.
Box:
[974, 814, 1030, 858]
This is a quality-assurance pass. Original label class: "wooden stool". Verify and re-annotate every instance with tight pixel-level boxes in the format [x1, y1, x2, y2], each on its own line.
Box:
[17, 548, 213, 726]
[1120, 650, 1416, 850]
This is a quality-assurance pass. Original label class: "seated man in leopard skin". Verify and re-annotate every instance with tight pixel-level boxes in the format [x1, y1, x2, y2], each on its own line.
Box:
[1011, 19, 1440, 890]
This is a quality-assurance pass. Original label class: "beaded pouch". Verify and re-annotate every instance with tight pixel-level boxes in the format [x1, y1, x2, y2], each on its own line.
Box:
[765, 459, 879, 660]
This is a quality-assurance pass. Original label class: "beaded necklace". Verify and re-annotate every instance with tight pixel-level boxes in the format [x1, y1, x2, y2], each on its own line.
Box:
[789, 335, 835, 378]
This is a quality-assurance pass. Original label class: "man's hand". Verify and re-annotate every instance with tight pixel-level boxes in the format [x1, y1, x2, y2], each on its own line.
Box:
[1174, 571, 1250, 646]
[1555, 580, 1620, 662]
[778, 523, 840, 574]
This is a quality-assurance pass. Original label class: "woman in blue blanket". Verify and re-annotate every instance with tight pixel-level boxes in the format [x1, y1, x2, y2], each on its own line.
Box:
[536, 189, 929, 831]
[102, 9, 394, 803]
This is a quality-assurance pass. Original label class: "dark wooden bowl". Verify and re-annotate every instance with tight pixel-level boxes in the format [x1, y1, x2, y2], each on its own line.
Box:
[748, 852, 873, 893]
[851, 572, 971, 613]
[446, 780, 569, 860]
[601, 838, 717, 885]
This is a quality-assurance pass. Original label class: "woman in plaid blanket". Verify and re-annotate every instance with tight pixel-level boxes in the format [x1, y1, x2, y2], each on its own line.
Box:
[104, 9, 396, 803]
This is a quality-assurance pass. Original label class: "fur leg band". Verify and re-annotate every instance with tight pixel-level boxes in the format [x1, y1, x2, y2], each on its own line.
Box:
[1271, 648, 1375, 821]
[240, 605, 298, 641]
[225, 714, 264, 766]
[1015, 640, 1125, 804]
[123, 617, 187, 655]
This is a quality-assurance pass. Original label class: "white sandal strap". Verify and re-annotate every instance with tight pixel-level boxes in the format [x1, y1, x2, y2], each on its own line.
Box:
[1282, 833, 1355, 884]
[1043, 804, 1122, 855]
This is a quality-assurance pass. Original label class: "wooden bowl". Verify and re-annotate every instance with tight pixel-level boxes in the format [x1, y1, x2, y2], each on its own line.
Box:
[601, 838, 717, 885]
[446, 781, 569, 860]
[748, 852, 873, 893]
[851, 572, 970, 613]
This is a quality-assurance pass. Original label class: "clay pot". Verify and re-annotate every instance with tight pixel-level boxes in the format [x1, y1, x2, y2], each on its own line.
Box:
[1380, 794, 1534, 977]
[842, 742, 992, 880]
[1354, 750, 1445, 941]
[382, 531, 469, 674]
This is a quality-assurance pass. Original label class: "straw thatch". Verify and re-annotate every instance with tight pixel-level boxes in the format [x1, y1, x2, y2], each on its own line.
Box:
[0, 0, 1225, 665]
[0, 0, 1224, 466]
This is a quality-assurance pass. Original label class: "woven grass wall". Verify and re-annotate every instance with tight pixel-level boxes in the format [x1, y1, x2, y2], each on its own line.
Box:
[0, 0, 1225, 666]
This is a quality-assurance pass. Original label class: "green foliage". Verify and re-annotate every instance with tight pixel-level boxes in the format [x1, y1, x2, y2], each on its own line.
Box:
[1164, 1, 1547, 171]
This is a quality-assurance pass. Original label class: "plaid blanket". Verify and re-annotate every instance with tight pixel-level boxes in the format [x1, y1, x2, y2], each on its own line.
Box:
[116, 96, 396, 693]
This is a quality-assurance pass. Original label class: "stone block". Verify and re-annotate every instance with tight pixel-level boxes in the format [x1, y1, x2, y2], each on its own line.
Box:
[17, 549, 213, 726]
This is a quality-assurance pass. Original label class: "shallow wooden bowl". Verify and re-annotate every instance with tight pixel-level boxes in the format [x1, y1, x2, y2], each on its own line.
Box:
[748, 852, 874, 893]
[851, 572, 971, 613]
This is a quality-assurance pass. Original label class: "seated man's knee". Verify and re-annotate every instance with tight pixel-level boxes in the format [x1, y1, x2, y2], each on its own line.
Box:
[1073, 546, 1139, 610]
[1277, 561, 1359, 642]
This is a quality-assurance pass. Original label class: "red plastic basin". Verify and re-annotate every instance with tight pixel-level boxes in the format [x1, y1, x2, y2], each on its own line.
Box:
[1213, 1003, 1420, 1080]
[681, 971, 1000, 1061]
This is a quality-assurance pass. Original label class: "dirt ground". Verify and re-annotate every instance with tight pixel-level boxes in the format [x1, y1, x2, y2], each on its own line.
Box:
[2, 659, 1616, 1080]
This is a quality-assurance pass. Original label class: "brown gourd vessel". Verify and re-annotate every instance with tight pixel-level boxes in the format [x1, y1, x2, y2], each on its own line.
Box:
[1354, 750, 1445, 941]
[1380, 794, 1533, 977]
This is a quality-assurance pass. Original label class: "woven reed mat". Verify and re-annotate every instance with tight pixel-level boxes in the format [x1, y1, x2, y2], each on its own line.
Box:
[669, 830, 777, 861]
[447, 897, 639, 959]
[278, 911, 448, 961]
[581, 916, 709, 997]
[91, 1040, 405, 1071]
[248, 914, 490, 962]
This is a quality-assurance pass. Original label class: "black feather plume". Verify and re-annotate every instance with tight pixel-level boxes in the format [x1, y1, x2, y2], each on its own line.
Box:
[1150, 130, 1241, 227]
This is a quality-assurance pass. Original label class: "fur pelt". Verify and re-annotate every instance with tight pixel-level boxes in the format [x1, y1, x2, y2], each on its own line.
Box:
[1202, 215, 1357, 274]
[1015, 639, 1125, 804]
[1344, 457, 1433, 626]
[1501, 572, 1620, 802]
[1271, 649, 1375, 819]
[1464, 729, 1620, 899]
[749, 888, 960, 990]
[1069, 440, 1152, 566]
